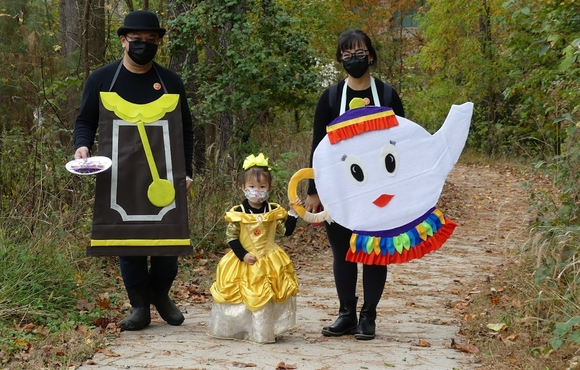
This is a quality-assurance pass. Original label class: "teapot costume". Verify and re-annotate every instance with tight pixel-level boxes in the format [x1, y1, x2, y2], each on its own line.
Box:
[289, 97, 473, 338]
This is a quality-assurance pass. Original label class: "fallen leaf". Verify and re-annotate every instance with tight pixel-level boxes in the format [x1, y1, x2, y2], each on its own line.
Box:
[231, 361, 257, 368]
[14, 323, 35, 332]
[76, 299, 95, 312]
[416, 339, 431, 347]
[105, 323, 121, 334]
[75, 324, 89, 334]
[33, 326, 50, 336]
[305, 336, 328, 343]
[276, 362, 297, 369]
[450, 338, 479, 353]
[455, 301, 471, 310]
[499, 333, 520, 342]
[92, 317, 112, 329]
[95, 348, 120, 357]
[486, 323, 508, 332]
[97, 293, 111, 309]
[519, 316, 538, 325]
[13, 338, 31, 352]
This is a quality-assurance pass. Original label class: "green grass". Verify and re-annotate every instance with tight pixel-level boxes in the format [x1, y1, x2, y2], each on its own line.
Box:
[0, 226, 113, 368]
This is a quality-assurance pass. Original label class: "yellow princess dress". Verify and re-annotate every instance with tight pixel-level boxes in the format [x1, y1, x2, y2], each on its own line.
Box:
[208, 203, 299, 343]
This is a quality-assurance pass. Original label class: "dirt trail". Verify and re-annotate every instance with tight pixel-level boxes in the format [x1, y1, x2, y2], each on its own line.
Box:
[78, 163, 530, 370]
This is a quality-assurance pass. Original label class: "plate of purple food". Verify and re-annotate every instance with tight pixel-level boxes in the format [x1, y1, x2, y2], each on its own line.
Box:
[66, 156, 112, 175]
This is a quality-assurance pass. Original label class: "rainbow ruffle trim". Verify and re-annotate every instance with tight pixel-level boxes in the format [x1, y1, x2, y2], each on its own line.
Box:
[346, 209, 457, 266]
[326, 108, 398, 144]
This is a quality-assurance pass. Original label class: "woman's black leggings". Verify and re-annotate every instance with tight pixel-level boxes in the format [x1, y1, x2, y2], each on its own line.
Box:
[325, 222, 387, 305]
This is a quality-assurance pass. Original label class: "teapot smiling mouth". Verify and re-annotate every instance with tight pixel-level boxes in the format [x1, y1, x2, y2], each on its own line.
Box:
[373, 194, 394, 207]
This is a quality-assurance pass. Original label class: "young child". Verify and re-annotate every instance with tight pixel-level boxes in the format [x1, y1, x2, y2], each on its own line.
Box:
[207, 153, 300, 344]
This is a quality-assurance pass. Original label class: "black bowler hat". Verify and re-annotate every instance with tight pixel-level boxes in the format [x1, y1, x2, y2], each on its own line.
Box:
[117, 10, 166, 38]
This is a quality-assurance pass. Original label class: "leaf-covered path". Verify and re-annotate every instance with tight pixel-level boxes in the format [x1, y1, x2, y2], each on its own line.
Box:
[78, 163, 530, 370]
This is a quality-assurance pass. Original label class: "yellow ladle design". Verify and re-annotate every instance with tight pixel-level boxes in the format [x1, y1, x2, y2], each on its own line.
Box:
[135, 120, 175, 207]
[100, 92, 180, 207]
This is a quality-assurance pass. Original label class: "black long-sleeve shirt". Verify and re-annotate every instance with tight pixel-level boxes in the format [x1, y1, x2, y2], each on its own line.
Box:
[73, 60, 194, 177]
[308, 78, 405, 194]
[228, 199, 298, 261]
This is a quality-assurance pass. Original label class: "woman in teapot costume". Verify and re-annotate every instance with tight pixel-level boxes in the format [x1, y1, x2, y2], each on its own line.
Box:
[292, 30, 473, 340]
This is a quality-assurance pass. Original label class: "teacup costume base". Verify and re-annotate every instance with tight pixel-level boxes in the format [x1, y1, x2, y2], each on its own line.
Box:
[88, 63, 191, 256]
[347, 207, 457, 265]
[208, 203, 298, 343]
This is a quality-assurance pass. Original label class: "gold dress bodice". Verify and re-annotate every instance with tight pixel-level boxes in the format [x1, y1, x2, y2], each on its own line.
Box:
[225, 204, 287, 259]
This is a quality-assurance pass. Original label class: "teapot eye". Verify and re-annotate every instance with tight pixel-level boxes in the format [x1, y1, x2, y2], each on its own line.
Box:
[381, 143, 398, 177]
[350, 163, 364, 182]
[343, 155, 367, 185]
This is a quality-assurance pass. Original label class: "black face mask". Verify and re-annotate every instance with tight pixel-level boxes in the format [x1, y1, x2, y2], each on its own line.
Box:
[127, 41, 158, 65]
[342, 55, 370, 79]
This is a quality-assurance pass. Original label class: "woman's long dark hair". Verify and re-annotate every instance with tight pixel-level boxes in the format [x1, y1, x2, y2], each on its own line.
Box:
[335, 29, 377, 64]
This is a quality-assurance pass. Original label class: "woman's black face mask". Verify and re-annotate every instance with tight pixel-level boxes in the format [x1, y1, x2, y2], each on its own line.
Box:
[342, 55, 369, 79]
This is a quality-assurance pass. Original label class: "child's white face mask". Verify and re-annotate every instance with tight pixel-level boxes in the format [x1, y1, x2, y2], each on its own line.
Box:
[244, 189, 269, 203]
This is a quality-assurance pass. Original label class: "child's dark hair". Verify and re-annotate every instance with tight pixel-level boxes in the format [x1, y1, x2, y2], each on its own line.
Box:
[335, 29, 377, 63]
[243, 166, 272, 187]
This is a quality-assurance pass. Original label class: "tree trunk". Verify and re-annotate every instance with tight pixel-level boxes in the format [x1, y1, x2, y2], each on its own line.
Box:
[215, 0, 247, 172]
[59, 0, 105, 73]
[479, 0, 496, 124]
[58, 0, 82, 133]
[167, 0, 205, 171]
[58, 0, 81, 59]
[124, 0, 135, 11]
[59, 0, 107, 131]
[87, 0, 106, 68]
[171, 46, 206, 172]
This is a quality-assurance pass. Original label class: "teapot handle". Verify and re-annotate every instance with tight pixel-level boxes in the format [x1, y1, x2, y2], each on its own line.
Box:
[287, 168, 330, 224]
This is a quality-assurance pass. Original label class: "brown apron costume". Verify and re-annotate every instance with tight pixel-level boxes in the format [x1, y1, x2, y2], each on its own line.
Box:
[88, 63, 192, 256]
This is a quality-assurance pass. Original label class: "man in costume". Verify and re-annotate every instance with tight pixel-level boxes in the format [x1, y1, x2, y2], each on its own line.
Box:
[73, 10, 194, 331]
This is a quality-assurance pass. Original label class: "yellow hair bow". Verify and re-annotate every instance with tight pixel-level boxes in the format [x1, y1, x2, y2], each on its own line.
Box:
[243, 153, 269, 170]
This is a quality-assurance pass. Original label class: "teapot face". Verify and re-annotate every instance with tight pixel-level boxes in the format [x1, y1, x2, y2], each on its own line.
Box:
[312, 102, 473, 233]
[313, 116, 445, 232]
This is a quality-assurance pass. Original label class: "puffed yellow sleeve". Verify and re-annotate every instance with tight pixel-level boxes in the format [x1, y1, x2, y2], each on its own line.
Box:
[276, 216, 287, 235]
[225, 221, 240, 243]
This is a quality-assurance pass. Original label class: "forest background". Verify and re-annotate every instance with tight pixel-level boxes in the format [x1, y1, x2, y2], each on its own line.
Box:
[0, 0, 579, 368]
